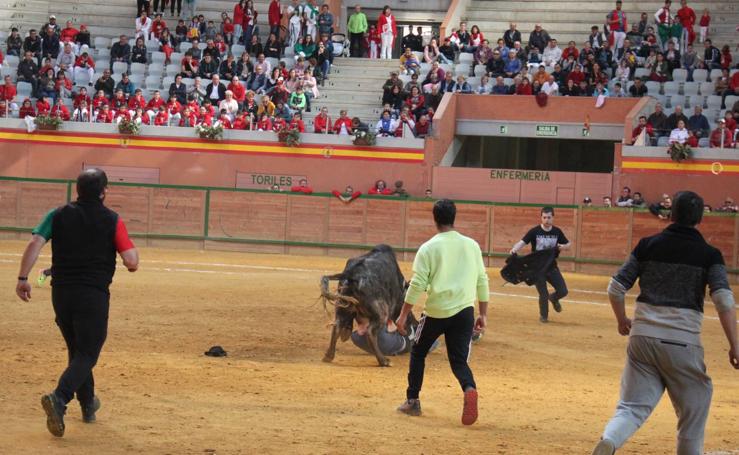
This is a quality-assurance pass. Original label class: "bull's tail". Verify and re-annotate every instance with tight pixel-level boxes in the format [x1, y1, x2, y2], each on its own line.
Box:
[320, 273, 360, 313]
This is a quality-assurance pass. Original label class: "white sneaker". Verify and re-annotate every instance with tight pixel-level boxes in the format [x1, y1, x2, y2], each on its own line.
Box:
[591, 439, 615, 455]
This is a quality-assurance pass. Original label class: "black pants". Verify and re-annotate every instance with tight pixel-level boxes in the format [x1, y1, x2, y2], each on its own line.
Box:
[152, 0, 166, 13]
[534, 266, 568, 318]
[407, 306, 476, 399]
[52, 286, 110, 407]
[170, 0, 181, 15]
[350, 32, 364, 57]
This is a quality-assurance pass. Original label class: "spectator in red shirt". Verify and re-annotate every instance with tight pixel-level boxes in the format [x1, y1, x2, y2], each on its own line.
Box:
[709, 119, 733, 148]
[368, 179, 393, 195]
[268, 0, 281, 37]
[73, 51, 95, 85]
[290, 179, 313, 194]
[561, 41, 579, 61]
[19, 99, 35, 118]
[566, 64, 585, 85]
[286, 112, 304, 132]
[92, 90, 109, 113]
[516, 78, 533, 95]
[179, 106, 197, 127]
[313, 106, 331, 133]
[333, 109, 353, 135]
[0, 75, 18, 111]
[227, 76, 246, 105]
[153, 105, 169, 126]
[150, 14, 167, 41]
[95, 104, 114, 123]
[232, 111, 251, 130]
[256, 112, 272, 131]
[59, 21, 79, 45]
[73, 87, 92, 109]
[216, 110, 233, 129]
[196, 106, 213, 126]
[36, 97, 51, 116]
[415, 114, 431, 138]
[50, 98, 70, 120]
[127, 89, 147, 113]
[146, 90, 165, 118]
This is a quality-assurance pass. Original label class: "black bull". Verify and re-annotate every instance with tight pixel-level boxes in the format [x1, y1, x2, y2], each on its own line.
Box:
[320, 244, 417, 367]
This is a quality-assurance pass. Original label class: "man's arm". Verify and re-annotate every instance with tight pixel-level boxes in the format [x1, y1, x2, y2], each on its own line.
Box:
[475, 247, 490, 331]
[397, 248, 429, 335]
[16, 234, 47, 301]
[608, 252, 640, 335]
[708, 261, 739, 368]
[510, 240, 526, 254]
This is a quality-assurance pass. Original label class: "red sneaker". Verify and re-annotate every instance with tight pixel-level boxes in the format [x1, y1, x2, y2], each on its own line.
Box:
[461, 388, 478, 425]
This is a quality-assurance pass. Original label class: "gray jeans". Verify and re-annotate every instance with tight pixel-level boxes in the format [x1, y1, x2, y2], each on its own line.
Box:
[351, 327, 411, 356]
[602, 335, 712, 455]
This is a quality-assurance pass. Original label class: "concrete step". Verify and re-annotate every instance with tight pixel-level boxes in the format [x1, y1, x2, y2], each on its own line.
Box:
[467, 10, 739, 25]
[470, 0, 738, 9]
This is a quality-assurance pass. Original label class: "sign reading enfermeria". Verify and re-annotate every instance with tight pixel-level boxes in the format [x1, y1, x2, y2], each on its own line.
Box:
[490, 169, 551, 181]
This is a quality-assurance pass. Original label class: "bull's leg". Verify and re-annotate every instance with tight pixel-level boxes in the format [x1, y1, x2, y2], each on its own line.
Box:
[367, 325, 390, 367]
[323, 323, 340, 363]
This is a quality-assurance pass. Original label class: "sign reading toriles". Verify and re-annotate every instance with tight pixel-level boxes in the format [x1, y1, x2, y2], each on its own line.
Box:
[236, 172, 307, 189]
[490, 169, 551, 181]
[535, 125, 559, 137]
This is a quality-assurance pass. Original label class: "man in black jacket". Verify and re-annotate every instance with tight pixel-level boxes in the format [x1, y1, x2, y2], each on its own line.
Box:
[206, 74, 227, 103]
[503, 22, 521, 50]
[110, 35, 131, 72]
[702, 39, 721, 70]
[15, 169, 139, 438]
[94, 69, 115, 98]
[23, 29, 42, 64]
[592, 191, 737, 455]
[41, 27, 60, 62]
[665, 105, 689, 131]
[17, 51, 39, 92]
[197, 53, 219, 80]
[527, 24, 550, 53]
[169, 74, 188, 105]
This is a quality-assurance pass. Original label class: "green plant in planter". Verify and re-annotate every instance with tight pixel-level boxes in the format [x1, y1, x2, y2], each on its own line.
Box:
[277, 127, 301, 147]
[195, 123, 224, 140]
[667, 142, 693, 162]
[352, 130, 377, 146]
[118, 118, 141, 135]
[34, 114, 63, 130]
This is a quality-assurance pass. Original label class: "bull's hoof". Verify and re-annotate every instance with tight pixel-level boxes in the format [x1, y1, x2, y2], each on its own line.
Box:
[378, 359, 391, 367]
[322, 355, 335, 363]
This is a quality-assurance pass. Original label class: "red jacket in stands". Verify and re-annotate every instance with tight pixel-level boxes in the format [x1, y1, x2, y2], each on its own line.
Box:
[227, 82, 246, 102]
[36, 99, 51, 115]
[186, 99, 200, 113]
[516, 83, 533, 95]
[60, 26, 79, 43]
[151, 19, 166, 39]
[686, 135, 699, 147]
[196, 112, 212, 126]
[74, 93, 92, 109]
[268, 0, 281, 27]
[0, 83, 16, 101]
[128, 94, 147, 110]
[272, 117, 287, 131]
[74, 55, 95, 70]
[147, 97, 166, 111]
[19, 101, 35, 118]
[50, 104, 71, 121]
[313, 113, 330, 133]
[114, 109, 131, 121]
[154, 111, 169, 126]
[333, 117, 353, 134]
[631, 124, 654, 143]
[217, 116, 233, 129]
[290, 185, 313, 194]
[233, 114, 250, 130]
[96, 109, 114, 123]
[415, 120, 430, 136]
[111, 94, 128, 111]
[289, 118, 305, 132]
[180, 112, 198, 126]
[167, 100, 182, 114]
[709, 127, 733, 148]
[92, 95, 108, 111]
[257, 116, 272, 131]
[332, 189, 362, 201]
[368, 187, 393, 195]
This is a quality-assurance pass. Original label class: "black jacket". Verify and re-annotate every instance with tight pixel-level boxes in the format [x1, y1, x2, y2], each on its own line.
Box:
[110, 42, 131, 62]
[503, 29, 521, 49]
[501, 250, 557, 286]
[205, 82, 227, 102]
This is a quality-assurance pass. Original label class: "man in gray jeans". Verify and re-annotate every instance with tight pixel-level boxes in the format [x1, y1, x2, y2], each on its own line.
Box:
[592, 191, 738, 455]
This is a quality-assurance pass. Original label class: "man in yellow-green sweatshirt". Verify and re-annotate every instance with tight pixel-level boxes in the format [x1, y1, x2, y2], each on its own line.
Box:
[396, 199, 489, 425]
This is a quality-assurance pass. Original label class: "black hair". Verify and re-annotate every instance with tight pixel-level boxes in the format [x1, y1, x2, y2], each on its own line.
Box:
[76, 168, 108, 201]
[433, 199, 456, 226]
[541, 206, 554, 216]
[671, 191, 704, 226]
[634, 192, 642, 197]
[623, 186, 631, 192]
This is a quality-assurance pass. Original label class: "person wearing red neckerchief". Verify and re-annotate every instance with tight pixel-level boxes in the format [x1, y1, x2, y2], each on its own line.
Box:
[377, 6, 396, 59]
[36, 97, 51, 116]
[332, 109, 353, 135]
[50, 98, 70, 121]
[153, 105, 169, 126]
[216, 110, 233, 129]
[19, 99, 36, 118]
[256, 113, 272, 131]
[196, 106, 212, 126]
[289, 112, 305, 132]
[95, 104, 114, 123]
[368, 179, 394, 195]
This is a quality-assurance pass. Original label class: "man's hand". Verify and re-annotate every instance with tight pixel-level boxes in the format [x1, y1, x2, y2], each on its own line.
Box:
[730, 346, 739, 369]
[617, 317, 632, 336]
[16, 280, 31, 302]
[396, 313, 408, 336]
[474, 315, 487, 332]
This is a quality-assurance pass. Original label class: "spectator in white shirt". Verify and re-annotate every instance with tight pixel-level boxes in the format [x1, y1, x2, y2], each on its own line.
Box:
[218, 90, 239, 121]
[541, 75, 559, 95]
[135, 11, 153, 43]
[669, 119, 689, 144]
[542, 39, 562, 68]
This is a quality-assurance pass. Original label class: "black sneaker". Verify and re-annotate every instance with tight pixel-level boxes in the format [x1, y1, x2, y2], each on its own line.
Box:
[549, 294, 562, 312]
[41, 393, 66, 437]
[540, 316, 549, 323]
[81, 396, 101, 423]
[397, 398, 422, 416]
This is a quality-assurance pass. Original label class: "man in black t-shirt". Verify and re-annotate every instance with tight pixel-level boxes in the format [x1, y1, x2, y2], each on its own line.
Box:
[510, 207, 571, 322]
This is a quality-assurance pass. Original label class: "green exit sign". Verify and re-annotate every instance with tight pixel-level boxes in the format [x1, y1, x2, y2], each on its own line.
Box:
[536, 125, 558, 137]
[499, 125, 507, 134]
[582, 128, 590, 137]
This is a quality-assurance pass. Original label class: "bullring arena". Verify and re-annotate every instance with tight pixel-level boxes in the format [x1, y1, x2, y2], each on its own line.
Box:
[1, 0, 739, 452]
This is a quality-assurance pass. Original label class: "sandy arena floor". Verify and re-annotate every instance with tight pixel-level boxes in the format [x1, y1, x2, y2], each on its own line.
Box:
[0, 240, 737, 455]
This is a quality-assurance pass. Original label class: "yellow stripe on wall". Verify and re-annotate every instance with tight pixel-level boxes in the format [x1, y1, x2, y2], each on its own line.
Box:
[0, 131, 425, 161]
[622, 160, 739, 173]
